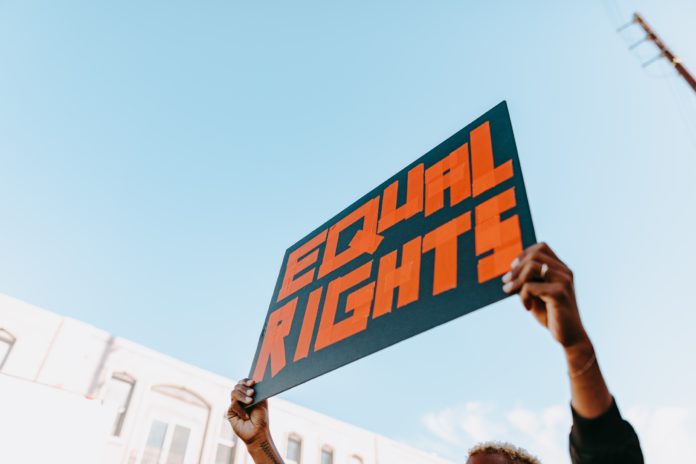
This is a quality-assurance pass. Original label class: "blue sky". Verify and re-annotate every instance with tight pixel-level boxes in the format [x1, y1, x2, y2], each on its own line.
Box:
[1, 1, 695, 461]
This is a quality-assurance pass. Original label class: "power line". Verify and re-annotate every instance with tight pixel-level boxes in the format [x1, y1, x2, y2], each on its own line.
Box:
[665, 65, 696, 151]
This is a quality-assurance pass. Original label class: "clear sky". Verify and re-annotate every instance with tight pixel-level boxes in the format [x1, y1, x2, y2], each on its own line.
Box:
[1, 1, 695, 462]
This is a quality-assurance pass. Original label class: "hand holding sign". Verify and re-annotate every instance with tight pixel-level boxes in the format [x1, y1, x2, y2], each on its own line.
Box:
[502, 242, 588, 349]
[227, 379, 285, 464]
[233, 242, 644, 463]
[248, 101, 536, 404]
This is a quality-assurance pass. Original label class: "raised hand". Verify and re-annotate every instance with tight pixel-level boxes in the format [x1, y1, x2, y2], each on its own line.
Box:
[227, 378, 269, 444]
[503, 242, 612, 419]
[502, 242, 588, 349]
[227, 379, 284, 463]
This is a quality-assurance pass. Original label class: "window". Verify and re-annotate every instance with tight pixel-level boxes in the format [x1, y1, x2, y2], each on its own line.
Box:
[104, 373, 135, 436]
[215, 416, 237, 464]
[0, 329, 15, 371]
[138, 386, 208, 464]
[215, 445, 235, 464]
[320, 447, 333, 464]
[141, 420, 193, 464]
[165, 425, 190, 464]
[349, 456, 363, 464]
[142, 420, 168, 464]
[286, 435, 302, 464]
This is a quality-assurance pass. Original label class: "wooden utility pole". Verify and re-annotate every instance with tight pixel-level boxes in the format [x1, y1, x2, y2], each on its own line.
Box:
[629, 12, 696, 93]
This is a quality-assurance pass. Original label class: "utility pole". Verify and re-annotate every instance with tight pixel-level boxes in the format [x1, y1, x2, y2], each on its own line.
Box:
[622, 12, 696, 93]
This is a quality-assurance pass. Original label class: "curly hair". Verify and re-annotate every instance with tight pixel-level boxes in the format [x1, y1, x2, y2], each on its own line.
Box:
[468, 441, 541, 464]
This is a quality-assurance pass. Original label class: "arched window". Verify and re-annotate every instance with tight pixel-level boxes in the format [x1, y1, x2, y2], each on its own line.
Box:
[349, 455, 363, 464]
[103, 372, 135, 436]
[286, 434, 302, 464]
[139, 385, 211, 464]
[320, 446, 334, 464]
[0, 329, 16, 371]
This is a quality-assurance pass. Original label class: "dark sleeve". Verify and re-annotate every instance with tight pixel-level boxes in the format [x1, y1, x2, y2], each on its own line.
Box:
[569, 398, 644, 464]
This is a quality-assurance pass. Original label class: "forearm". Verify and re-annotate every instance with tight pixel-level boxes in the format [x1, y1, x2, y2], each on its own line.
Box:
[564, 336, 612, 419]
[246, 432, 285, 464]
[566, 339, 644, 463]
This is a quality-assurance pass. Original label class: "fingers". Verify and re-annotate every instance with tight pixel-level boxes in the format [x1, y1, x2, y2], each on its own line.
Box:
[228, 400, 248, 421]
[503, 258, 569, 295]
[513, 242, 563, 268]
[233, 384, 255, 405]
[228, 378, 257, 421]
[503, 244, 572, 292]
[518, 281, 566, 310]
[502, 259, 544, 293]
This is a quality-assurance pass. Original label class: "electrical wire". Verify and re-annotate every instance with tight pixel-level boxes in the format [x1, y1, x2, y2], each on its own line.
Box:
[665, 67, 696, 152]
[602, 0, 624, 29]
[610, 0, 629, 24]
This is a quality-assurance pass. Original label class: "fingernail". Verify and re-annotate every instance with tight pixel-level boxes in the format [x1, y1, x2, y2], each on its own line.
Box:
[245, 396, 252, 403]
[246, 380, 253, 387]
[502, 272, 512, 283]
[246, 389, 254, 396]
[511, 258, 519, 269]
[502, 282, 514, 293]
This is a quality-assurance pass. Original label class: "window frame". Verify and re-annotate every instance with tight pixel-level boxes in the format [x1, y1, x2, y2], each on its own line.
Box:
[285, 433, 303, 464]
[215, 414, 237, 464]
[138, 415, 198, 464]
[0, 328, 16, 371]
[319, 445, 334, 464]
[104, 371, 136, 437]
[135, 386, 210, 464]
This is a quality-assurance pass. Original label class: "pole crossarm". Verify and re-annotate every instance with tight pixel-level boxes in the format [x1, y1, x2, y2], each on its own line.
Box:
[633, 12, 696, 93]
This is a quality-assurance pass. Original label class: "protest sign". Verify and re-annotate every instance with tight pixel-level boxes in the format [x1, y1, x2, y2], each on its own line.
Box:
[248, 101, 536, 403]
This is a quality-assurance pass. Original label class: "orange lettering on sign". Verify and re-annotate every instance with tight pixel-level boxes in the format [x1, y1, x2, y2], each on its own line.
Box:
[318, 197, 382, 279]
[293, 287, 324, 362]
[422, 212, 472, 295]
[475, 187, 522, 283]
[277, 230, 328, 302]
[425, 143, 471, 216]
[314, 262, 375, 352]
[373, 236, 422, 318]
[470, 121, 513, 197]
[252, 299, 297, 382]
[378, 164, 424, 233]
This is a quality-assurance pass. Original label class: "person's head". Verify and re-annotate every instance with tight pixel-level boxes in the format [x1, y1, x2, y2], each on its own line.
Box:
[466, 442, 541, 464]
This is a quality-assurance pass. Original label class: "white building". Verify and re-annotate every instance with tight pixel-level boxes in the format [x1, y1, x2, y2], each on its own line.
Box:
[0, 293, 452, 464]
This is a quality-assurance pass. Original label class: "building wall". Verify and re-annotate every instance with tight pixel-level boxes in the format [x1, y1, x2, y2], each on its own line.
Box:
[0, 373, 115, 464]
[0, 293, 451, 464]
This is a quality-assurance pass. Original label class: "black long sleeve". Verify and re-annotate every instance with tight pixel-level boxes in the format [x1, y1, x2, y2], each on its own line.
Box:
[569, 398, 644, 464]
